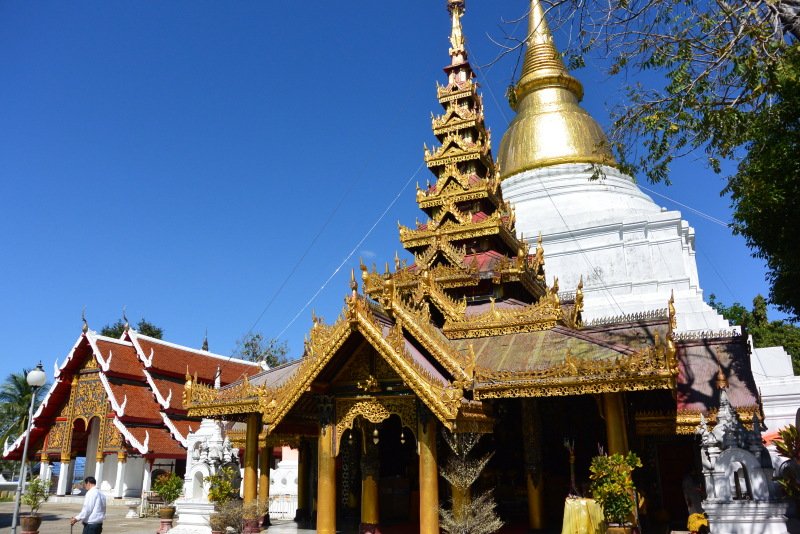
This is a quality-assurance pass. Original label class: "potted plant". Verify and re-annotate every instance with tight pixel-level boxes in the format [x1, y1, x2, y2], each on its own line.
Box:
[589, 451, 642, 533]
[206, 466, 240, 533]
[20, 476, 50, 533]
[151, 471, 184, 530]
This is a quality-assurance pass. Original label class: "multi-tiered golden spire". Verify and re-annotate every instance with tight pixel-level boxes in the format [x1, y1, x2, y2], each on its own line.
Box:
[383, 0, 548, 314]
[497, 0, 616, 179]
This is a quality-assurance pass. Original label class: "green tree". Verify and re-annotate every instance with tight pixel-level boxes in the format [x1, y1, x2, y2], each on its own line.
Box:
[100, 318, 163, 339]
[0, 368, 49, 452]
[502, 1, 800, 318]
[709, 294, 800, 373]
[232, 333, 289, 368]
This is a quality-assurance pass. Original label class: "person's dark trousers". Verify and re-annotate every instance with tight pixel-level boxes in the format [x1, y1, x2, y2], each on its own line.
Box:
[82, 523, 103, 534]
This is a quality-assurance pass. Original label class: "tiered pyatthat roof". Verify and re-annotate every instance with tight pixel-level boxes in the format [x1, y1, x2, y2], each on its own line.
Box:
[4, 326, 260, 461]
[396, 0, 554, 316]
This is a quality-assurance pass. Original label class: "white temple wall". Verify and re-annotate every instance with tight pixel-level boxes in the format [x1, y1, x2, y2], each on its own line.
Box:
[123, 457, 144, 497]
[101, 454, 117, 493]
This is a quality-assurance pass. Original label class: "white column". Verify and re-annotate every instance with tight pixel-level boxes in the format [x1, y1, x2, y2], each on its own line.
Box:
[114, 452, 127, 498]
[142, 460, 153, 492]
[94, 455, 105, 488]
[38, 454, 48, 480]
[66, 458, 76, 491]
[57, 459, 71, 495]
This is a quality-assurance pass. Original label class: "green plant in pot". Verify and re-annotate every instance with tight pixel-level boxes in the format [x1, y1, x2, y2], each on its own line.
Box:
[152, 471, 184, 520]
[590, 451, 641, 532]
[20, 476, 50, 533]
[206, 466, 240, 533]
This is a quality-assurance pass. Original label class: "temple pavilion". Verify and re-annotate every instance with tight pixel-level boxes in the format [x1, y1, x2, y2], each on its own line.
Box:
[183, 1, 760, 532]
[3, 322, 260, 498]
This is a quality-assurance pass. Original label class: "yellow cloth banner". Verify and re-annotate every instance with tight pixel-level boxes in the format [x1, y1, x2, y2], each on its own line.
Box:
[561, 497, 605, 534]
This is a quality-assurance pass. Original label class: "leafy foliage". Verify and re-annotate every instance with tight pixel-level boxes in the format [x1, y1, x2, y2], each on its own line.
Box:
[206, 466, 239, 506]
[439, 431, 503, 534]
[232, 333, 289, 368]
[515, 0, 800, 317]
[589, 452, 641, 525]
[774, 424, 800, 499]
[151, 472, 183, 505]
[0, 368, 48, 447]
[100, 318, 163, 339]
[21, 476, 50, 516]
[709, 294, 800, 373]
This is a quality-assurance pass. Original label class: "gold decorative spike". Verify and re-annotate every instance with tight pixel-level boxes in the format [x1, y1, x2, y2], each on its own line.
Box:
[350, 269, 358, 295]
[715, 366, 729, 390]
[447, 0, 466, 60]
[497, 0, 616, 178]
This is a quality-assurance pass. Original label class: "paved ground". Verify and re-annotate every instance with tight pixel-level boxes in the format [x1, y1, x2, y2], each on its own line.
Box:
[0, 500, 161, 533]
[0, 501, 319, 534]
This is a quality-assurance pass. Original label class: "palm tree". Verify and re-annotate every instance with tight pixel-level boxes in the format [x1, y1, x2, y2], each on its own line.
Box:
[0, 368, 49, 450]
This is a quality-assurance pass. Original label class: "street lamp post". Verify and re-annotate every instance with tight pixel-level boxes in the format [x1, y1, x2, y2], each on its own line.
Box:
[11, 362, 47, 534]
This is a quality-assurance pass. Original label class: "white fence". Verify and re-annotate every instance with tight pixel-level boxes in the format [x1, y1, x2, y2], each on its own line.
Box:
[268, 494, 297, 519]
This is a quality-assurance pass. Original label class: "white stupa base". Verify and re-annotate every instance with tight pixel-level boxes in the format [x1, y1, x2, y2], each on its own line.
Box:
[170, 499, 215, 534]
[502, 163, 732, 331]
[703, 501, 795, 534]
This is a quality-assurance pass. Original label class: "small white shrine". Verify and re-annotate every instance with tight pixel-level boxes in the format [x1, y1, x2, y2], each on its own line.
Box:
[696, 383, 796, 533]
[170, 418, 240, 534]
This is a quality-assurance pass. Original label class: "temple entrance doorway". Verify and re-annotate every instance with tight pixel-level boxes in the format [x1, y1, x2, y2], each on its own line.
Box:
[488, 396, 608, 530]
[337, 413, 419, 533]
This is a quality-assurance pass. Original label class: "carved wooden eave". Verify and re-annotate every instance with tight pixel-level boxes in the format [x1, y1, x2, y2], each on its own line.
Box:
[635, 406, 763, 436]
[183, 295, 469, 433]
[184, 374, 261, 418]
[432, 111, 478, 136]
[436, 79, 476, 102]
[473, 341, 679, 400]
[443, 294, 563, 339]
[417, 174, 501, 210]
[399, 216, 517, 250]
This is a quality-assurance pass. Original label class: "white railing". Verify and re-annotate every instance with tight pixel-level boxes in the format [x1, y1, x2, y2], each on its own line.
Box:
[268, 494, 297, 519]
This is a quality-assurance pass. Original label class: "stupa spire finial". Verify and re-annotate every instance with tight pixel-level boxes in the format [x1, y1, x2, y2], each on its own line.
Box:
[447, 0, 467, 65]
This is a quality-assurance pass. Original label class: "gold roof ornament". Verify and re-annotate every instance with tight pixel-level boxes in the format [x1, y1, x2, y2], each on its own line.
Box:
[497, 0, 617, 179]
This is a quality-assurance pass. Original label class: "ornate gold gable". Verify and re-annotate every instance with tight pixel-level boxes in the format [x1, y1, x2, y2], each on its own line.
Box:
[185, 292, 473, 432]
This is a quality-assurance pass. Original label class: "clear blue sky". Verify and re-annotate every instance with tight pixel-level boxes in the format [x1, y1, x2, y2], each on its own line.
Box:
[0, 2, 780, 384]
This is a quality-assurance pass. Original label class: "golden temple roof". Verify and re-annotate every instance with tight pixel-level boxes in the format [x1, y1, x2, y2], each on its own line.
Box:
[497, 0, 616, 179]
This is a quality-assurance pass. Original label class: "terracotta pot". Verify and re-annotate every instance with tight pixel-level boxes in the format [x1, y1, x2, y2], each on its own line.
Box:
[20, 515, 42, 534]
[607, 526, 634, 534]
[158, 506, 176, 519]
[242, 517, 261, 533]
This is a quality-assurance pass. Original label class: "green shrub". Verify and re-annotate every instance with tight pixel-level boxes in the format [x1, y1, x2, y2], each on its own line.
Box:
[151, 472, 183, 506]
[589, 452, 641, 525]
[21, 477, 50, 516]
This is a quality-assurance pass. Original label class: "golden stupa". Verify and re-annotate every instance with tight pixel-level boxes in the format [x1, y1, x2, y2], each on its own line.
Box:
[497, 0, 616, 179]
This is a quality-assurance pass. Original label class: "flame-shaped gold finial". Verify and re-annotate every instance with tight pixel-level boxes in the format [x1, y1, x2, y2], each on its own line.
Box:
[497, 0, 617, 179]
[447, 0, 466, 62]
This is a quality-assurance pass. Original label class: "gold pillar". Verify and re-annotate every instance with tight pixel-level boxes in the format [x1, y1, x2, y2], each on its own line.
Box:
[295, 441, 308, 522]
[317, 419, 336, 534]
[360, 439, 380, 529]
[521, 398, 544, 530]
[243, 412, 262, 510]
[418, 416, 439, 534]
[451, 486, 470, 522]
[526, 472, 544, 530]
[603, 392, 629, 455]
[259, 446, 271, 526]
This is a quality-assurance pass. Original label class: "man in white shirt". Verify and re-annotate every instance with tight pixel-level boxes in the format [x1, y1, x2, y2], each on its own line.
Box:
[70, 476, 106, 534]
